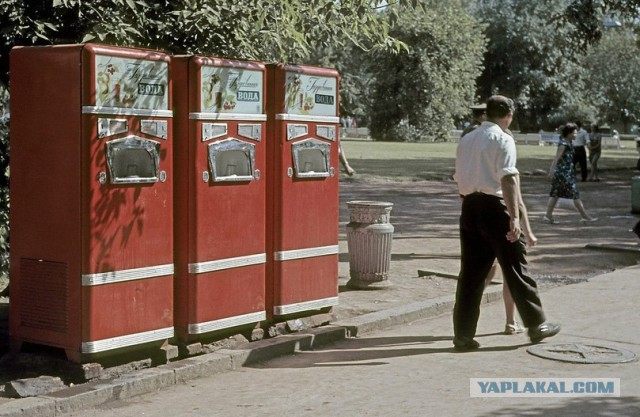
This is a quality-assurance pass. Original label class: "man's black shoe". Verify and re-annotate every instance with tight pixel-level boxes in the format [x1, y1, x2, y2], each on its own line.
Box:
[453, 336, 480, 351]
[528, 322, 561, 344]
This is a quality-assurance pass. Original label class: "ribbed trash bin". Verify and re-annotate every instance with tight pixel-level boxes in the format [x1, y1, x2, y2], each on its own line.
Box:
[346, 201, 394, 289]
[632, 176, 640, 214]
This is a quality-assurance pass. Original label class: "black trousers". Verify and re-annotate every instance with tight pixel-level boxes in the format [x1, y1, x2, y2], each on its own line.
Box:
[574, 145, 588, 181]
[453, 193, 546, 339]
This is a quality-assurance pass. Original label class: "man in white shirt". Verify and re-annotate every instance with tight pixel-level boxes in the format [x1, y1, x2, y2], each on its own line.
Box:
[452, 95, 560, 351]
[574, 121, 589, 182]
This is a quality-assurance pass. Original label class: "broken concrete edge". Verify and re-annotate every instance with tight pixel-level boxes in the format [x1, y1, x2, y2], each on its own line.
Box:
[0, 289, 501, 417]
[4, 377, 65, 399]
[417, 269, 459, 279]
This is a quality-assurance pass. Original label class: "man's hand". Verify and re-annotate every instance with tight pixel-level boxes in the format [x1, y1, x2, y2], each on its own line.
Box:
[506, 219, 522, 243]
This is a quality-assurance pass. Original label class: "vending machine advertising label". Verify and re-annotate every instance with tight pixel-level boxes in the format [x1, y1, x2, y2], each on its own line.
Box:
[266, 64, 340, 318]
[173, 56, 266, 342]
[9, 44, 174, 361]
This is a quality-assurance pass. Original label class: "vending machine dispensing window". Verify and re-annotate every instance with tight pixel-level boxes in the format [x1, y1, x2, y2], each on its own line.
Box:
[291, 139, 331, 178]
[207, 138, 256, 182]
[105, 136, 161, 184]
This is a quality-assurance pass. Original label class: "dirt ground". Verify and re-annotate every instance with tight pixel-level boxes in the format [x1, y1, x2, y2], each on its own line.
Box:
[334, 167, 640, 321]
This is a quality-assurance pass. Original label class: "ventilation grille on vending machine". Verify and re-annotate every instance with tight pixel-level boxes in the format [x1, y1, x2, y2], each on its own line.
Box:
[19, 258, 69, 333]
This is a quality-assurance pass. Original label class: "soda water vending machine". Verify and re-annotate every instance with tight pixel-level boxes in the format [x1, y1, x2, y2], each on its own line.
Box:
[266, 64, 340, 318]
[10, 44, 174, 361]
[173, 56, 267, 342]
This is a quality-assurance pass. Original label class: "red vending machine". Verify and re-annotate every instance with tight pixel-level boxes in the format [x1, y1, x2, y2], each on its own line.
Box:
[173, 56, 266, 342]
[266, 64, 340, 318]
[10, 44, 174, 361]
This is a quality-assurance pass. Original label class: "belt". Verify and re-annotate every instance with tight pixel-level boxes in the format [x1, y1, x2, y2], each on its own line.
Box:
[462, 192, 501, 200]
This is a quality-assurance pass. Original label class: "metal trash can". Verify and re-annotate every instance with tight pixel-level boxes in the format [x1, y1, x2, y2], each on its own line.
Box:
[632, 176, 640, 214]
[346, 201, 394, 289]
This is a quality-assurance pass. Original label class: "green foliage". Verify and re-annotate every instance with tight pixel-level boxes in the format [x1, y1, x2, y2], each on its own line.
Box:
[0, 0, 416, 278]
[0, 0, 412, 85]
[383, 122, 425, 143]
[582, 28, 640, 132]
[367, 1, 486, 141]
[310, 43, 374, 120]
[471, 0, 599, 131]
[546, 0, 640, 51]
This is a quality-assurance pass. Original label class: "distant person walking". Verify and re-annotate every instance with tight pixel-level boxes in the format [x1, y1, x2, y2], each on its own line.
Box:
[345, 116, 353, 129]
[453, 95, 560, 351]
[588, 124, 602, 182]
[574, 121, 589, 182]
[635, 132, 640, 171]
[338, 142, 355, 176]
[544, 123, 598, 224]
[461, 103, 487, 137]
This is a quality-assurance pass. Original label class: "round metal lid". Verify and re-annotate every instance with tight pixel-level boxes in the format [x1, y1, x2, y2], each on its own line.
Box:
[527, 343, 637, 364]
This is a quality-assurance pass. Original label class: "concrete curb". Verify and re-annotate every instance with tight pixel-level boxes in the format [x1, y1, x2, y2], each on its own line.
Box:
[0, 287, 501, 417]
[335, 287, 502, 337]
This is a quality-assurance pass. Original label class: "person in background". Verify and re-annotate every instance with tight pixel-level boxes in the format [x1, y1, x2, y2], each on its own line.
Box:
[453, 95, 560, 351]
[461, 103, 487, 137]
[634, 132, 640, 242]
[636, 132, 640, 171]
[573, 121, 590, 182]
[544, 123, 598, 224]
[338, 142, 355, 176]
[588, 124, 602, 182]
[345, 115, 353, 129]
[460, 102, 522, 335]
[339, 117, 356, 176]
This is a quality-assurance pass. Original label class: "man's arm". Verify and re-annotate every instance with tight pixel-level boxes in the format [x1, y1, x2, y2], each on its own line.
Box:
[501, 173, 537, 247]
[501, 173, 520, 239]
[514, 175, 537, 247]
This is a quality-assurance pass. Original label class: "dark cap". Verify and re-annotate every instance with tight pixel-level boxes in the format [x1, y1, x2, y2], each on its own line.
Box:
[486, 95, 515, 118]
[469, 103, 486, 110]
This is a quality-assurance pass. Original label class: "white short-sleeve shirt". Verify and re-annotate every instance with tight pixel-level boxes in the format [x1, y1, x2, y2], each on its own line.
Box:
[575, 128, 589, 147]
[454, 121, 519, 197]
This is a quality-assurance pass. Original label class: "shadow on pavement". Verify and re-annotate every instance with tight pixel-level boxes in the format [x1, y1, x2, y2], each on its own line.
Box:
[476, 397, 640, 417]
[246, 335, 528, 369]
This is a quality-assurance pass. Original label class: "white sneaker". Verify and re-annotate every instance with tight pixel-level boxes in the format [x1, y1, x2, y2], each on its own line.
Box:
[504, 322, 525, 335]
[580, 217, 598, 224]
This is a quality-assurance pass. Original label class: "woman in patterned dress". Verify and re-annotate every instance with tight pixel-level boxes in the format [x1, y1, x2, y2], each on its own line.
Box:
[543, 123, 598, 224]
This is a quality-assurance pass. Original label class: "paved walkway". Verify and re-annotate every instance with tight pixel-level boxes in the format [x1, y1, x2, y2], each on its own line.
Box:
[7, 265, 639, 417]
[2, 260, 638, 416]
[0, 177, 639, 416]
[53, 267, 640, 417]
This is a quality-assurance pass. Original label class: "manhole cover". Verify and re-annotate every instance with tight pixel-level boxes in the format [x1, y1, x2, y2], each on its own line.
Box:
[527, 343, 637, 364]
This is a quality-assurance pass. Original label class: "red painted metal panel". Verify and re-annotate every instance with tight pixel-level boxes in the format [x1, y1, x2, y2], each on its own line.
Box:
[9, 44, 173, 359]
[10, 45, 85, 350]
[273, 257, 339, 305]
[190, 264, 265, 324]
[173, 56, 266, 342]
[266, 64, 340, 318]
[82, 276, 173, 340]
[82, 114, 174, 273]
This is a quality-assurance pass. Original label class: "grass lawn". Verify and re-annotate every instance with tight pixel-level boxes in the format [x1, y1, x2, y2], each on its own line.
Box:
[340, 139, 640, 181]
